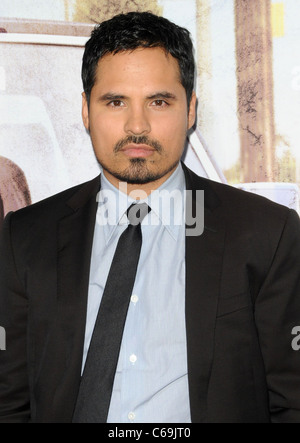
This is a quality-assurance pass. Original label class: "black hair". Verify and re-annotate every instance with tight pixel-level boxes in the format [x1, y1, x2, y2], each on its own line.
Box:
[82, 11, 195, 106]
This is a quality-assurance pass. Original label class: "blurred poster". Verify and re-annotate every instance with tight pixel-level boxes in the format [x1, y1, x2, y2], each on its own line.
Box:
[0, 156, 31, 227]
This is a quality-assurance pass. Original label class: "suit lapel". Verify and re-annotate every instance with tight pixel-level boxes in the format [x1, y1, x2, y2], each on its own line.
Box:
[183, 164, 226, 423]
[39, 176, 100, 422]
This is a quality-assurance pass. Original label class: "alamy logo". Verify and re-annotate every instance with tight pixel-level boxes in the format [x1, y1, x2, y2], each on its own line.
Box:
[96, 184, 205, 237]
[0, 326, 6, 351]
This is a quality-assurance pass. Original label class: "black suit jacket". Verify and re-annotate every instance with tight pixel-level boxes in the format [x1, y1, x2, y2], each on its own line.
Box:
[1, 164, 300, 423]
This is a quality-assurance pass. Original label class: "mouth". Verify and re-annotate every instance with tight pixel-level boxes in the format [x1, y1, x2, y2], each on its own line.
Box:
[120, 144, 156, 158]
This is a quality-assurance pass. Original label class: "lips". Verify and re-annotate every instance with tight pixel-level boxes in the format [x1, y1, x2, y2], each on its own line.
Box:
[120, 144, 156, 158]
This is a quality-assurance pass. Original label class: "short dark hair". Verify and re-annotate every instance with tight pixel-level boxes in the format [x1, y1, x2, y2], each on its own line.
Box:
[82, 11, 195, 106]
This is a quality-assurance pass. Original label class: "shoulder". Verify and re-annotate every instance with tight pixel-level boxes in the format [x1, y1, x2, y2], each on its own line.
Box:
[182, 165, 299, 244]
[184, 164, 293, 220]
[4, 175, 100, 231]
[210, 178, 289, 216]
[185, 169, 300, 276]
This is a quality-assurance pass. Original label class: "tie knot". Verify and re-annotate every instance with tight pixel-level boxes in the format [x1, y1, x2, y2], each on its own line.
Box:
[127, 203, 150, 226]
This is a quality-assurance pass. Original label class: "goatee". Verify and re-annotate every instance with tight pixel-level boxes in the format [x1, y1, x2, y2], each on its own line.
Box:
[101, 158, 178, 185]
[96, 134, 179, 185]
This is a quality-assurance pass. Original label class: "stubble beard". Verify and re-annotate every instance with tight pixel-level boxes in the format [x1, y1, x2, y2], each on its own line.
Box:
[100, 157, 180, 185]
[95, 134, 180, 185]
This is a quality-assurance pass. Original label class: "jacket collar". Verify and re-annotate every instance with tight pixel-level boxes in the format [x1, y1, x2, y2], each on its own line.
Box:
[66, 175, 100, 212]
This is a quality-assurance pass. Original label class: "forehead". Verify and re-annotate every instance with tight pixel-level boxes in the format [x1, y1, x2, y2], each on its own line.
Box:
[93, 47, 182, 90]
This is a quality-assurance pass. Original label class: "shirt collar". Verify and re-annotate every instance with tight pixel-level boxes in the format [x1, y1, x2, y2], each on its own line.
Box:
[97, 163, 186, 243]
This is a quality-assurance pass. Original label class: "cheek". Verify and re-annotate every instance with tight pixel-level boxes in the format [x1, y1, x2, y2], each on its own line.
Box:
[90, 113, 114, 133]
[155, 117, 188, 150]
[90, 114, 123, 146]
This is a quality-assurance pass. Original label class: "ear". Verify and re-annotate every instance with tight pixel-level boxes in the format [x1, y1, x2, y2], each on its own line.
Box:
[187, 91, 197, 130]
[82, 92, 90, 131]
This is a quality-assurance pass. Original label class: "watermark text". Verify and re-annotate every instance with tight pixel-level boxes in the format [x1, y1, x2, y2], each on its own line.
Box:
[96, 184, 204, 237]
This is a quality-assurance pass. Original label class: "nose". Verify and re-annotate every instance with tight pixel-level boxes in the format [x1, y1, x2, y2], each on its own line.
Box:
[124, 106, 151, 136]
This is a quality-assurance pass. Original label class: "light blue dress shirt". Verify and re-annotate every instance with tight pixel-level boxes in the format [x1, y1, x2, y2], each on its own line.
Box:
[83, 163, 191, 423]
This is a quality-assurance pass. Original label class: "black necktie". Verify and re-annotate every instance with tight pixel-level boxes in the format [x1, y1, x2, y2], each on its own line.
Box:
[72, 203, 150, 423]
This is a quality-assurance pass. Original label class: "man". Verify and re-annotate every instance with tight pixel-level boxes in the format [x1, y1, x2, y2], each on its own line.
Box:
[0, 12, 300, 423]
[0, 156, 31, 230]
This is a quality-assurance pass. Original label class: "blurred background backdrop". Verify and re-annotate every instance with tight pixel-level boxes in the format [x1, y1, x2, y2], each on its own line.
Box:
[1, 0, 299, 217]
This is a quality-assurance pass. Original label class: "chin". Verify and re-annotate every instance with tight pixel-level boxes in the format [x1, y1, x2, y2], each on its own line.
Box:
[100, 157, 180, 186]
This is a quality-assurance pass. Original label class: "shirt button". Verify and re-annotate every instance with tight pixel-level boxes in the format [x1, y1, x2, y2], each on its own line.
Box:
[129, 354, 137, 364]
[128, 412, 136, 421]
[131, 294, 139, 304]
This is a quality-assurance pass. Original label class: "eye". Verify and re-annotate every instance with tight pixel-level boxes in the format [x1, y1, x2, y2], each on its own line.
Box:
[151, 99, 169, 108]
[108, 100, 125, 108]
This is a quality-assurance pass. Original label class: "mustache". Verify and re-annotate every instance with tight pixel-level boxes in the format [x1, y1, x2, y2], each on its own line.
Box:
[114, 135, 163, 154]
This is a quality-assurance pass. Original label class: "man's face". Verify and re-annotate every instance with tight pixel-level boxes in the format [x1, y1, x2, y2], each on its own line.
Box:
[82, 47, 196, 192]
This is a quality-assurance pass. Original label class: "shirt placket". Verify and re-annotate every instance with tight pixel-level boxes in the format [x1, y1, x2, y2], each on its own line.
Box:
[118, 279, 140, 423]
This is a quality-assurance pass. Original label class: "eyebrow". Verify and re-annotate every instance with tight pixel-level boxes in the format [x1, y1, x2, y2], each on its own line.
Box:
[98, 91, 177, 102]
[146, 92, 177, 101]
[98, 93, 127, 102]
